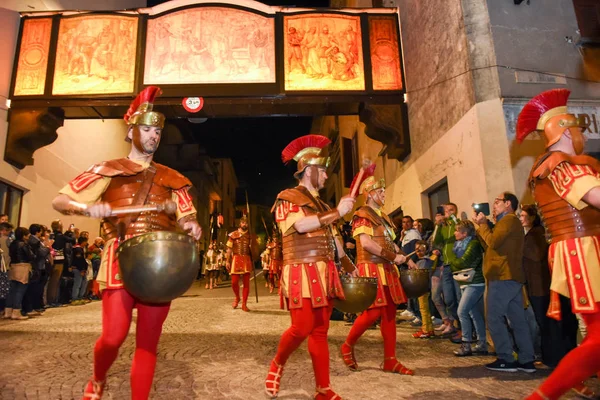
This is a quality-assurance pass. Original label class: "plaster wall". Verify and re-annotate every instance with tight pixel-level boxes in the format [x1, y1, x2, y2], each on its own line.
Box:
[486, 0, 600, 99]
[397, 0, 476, 161]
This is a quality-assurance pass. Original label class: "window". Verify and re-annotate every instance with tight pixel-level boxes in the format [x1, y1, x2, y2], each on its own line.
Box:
[573, 0, 600, 43]
[0, 181, 24, 226]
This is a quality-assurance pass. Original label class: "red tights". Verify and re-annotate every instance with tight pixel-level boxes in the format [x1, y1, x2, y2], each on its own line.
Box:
[93, 289, 170, 400]
[346, 286, 397, 359]
[274, 299, 333, 388]
[231, 273, 250, 304]
[527, 309, 600, 400]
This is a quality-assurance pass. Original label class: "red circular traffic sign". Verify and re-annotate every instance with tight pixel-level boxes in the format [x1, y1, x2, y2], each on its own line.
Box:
[182, 97, 204, 113]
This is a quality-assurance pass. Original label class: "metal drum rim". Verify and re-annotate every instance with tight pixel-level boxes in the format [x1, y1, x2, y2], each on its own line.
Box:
[116, 231, 195, 253]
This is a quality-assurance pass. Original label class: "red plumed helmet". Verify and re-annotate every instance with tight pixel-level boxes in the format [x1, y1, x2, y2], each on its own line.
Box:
[516, 89, 570, 144]
[124, 86, 165, 128]
[281, 135, 332, 177]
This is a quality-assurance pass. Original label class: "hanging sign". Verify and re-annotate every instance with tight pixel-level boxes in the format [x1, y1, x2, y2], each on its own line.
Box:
[182, 97, 204, 113]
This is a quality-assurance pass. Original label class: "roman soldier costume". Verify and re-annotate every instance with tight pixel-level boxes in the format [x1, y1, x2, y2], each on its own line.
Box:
[517, 89, 600, 400]
[205, 241, 220, 289]
[341, 177, 413, 375]
[265, 135, 354, 400]
[226, 214, 256, 311]
[57, 87, 198, 400]
[266, 226, 283, 293]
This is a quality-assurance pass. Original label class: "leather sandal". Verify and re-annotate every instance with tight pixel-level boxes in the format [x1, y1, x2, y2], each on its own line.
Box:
[314, 386, 342, 400]
[573, 383, 598, 399]
[381, 357, 414, 375]
[340, 342, 358, 371]
[265, 359, 283, 399]
[82, 378, 105, 400]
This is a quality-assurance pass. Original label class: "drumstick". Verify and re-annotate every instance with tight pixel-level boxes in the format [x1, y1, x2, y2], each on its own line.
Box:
[110, 201, 177, 216]
[69, 201, 177, 216]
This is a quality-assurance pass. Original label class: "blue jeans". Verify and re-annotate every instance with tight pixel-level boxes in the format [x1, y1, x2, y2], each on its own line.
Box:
[6, 280, 28, 310]
[441, 265, 460, 322]
[458, 284, 486, 345]
[72, 271, 88, 301]
[486, 280, 535, 363]
[431, 269, 448, 321]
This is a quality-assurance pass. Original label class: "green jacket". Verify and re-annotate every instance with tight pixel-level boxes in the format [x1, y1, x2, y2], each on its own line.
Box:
[433, 217, 457, 265]
[445, 239, 485, 286]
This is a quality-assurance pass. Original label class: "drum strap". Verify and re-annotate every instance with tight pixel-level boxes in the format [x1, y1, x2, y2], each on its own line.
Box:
[117, 163, 157, 239]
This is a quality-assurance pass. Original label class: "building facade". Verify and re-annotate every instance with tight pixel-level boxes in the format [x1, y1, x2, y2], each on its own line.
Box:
[320, 0, 600, 222]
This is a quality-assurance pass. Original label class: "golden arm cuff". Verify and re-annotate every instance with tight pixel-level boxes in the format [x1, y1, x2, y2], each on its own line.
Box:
[340, 255, 356, 273]
[380, 248, 397, 263]
[317, 209, 341, 227]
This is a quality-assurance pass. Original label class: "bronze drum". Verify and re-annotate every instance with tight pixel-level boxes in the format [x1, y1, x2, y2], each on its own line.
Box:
[116, 231, 198, 303]
[333, 276, 378, 314]
[400, 269, 430, 298]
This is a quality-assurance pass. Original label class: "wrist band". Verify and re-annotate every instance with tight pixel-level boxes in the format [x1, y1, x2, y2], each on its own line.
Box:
[380, 248, 397, 263]
[317, 209, 340, 227]
[340, 255, 356, 273]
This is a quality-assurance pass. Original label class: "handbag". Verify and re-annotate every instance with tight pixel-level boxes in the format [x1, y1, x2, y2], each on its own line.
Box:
[0, 255, 9, 299]
[452, 268, 476, 283]
[8, 262, 32, 284]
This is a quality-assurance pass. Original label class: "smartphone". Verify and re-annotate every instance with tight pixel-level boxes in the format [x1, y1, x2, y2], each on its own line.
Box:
[436, 206, 444, 215]
[472, 203, 490, 216]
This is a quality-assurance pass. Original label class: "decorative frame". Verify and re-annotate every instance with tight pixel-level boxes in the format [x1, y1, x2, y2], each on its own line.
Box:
[283, 13, 365, 92]
[51, 14, 139, 96]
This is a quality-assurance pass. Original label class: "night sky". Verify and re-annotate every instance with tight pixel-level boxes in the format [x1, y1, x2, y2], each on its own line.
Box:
[186, 117, 313, 206]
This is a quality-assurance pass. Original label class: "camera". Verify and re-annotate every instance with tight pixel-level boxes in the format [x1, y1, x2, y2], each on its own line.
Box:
[436, 205, 444, 215]
[472, 203, 490, 216]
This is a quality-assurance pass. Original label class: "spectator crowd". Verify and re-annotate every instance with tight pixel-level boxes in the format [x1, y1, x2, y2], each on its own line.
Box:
[0, 215, 104, 320]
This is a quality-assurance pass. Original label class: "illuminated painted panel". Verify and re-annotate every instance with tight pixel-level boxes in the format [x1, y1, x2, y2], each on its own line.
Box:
[284, 14, 364, 91]
[369, 16, 402, 91]
[14, 18, 53, 96]
[52, 15, 138, 95]
[144, 8, 275, 85]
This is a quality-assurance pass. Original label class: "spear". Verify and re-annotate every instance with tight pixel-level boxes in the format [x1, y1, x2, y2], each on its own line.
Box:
[245, 191, 259, 303]
[261, 215, 271, 242]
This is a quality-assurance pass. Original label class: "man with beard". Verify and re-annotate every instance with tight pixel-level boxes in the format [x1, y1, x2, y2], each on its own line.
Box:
[265, 134, 356, 400]
[517, 89, 600, 399]
[225, 214, 257, 311]
[341, 177, 413, 375]
[51, 86, 202, 400]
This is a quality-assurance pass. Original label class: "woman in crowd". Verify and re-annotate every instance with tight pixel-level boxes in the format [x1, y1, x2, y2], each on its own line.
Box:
[519, 205, 578, 368]
[445, 220, 487, 356]
[3, 227, 35, 320]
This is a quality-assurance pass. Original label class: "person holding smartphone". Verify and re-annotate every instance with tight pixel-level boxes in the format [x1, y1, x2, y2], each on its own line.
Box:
[473, 192, 535, 373]
[432, 203, 461, 337]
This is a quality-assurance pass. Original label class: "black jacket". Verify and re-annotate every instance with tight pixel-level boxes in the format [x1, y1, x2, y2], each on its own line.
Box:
[9, 239, 34, 264]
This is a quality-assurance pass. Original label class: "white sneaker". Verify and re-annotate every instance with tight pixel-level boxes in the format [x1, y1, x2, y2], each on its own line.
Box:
[400, 310, 415, 318]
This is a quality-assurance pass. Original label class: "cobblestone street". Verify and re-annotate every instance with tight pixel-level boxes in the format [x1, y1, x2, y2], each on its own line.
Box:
[1, 275, 598, 400]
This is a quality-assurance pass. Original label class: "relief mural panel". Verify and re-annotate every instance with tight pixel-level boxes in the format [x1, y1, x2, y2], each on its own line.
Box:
[144, 8, 275, 85]
[284, 14, 364, 91]
[52, 15, 138, 95]
[369, 16, 402, 91]
[14, 18, 53, 96]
